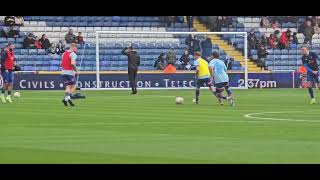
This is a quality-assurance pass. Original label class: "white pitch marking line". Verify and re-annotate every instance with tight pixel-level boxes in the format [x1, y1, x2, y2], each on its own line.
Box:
[244, 111, 320, 123]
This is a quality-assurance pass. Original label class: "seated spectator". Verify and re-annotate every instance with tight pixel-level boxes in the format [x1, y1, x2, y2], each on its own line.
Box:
[154, 53, 166, 70]
[49, 43, 56, 54]
[179, 50, 191, 70]
[303, 21, 315, 44]
[268, 34, 278, 49]
[261, 34, 268, 47]
[7, 26, 20, 38]
[14, 16, 24, 26]
[55, 40, 65, 55]
[260, 16, 270, 28]
[200, 36, 212, 60]
[4, 16, 15, 26]
[257, 44, 268, 70]
[23, 33, 36, 49]
[65, 29, 77, 44]
[34, 36, 42, 49]
[306, 16, 315, 25]
[166, 47, 177, 65]
[247, 29, 257, 49]
[38, 34, 51, 50]
[279, 29, 291, 49]
[185, 34, 200, 55]
[274, 30, 281, 44]
[314, 16, 320, 26]
[292, 32, 298, 44]
[76, 32, 85, 45]
[314, 23, 320, 35]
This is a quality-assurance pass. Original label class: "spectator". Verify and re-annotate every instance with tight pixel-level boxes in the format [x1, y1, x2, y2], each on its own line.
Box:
[268, 34, 278, 49]
[200, 36, 212, 60]
[76, 32, 85, 45]
[49, 43, 56, 54]
[7, 26, 20, 38]
[179, 50, 191, 70]
[185, 34, 200, 55]
[34, 36, 42, 49]
[261, 34, 268, 47]
[313, 16, 320, 26]
[4, 16, 15, 26]
[271, 16, 280, 29]
[292, 32, 298, 44]
[166, 47, 177, 65]
[55, 40, 65, 55]
[221, 16, 232, 28]
[260, 16, 270, 28]
[186, 16, 194, 29]
[247, 29, 257, 49]
[314, 23, 320, 35]
[279, 29, 291, 49]
[23, 33, 36, 49]
[38, 34, 51, 50]
[14, 16, 24, 26]
[303, 21, 315, 44]
[65, 29, 77, 44]
[306, 16, 315, 25]
[274, 30, 281, 44]
[257, 44, 268, 70]
[154, 52, 166, 70]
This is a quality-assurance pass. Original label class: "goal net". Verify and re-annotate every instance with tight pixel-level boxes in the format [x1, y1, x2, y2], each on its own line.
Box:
[83, 30, 248, 90]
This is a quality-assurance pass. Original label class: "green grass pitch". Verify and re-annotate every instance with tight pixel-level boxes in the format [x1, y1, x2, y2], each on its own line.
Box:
[0, 89, 320, 164]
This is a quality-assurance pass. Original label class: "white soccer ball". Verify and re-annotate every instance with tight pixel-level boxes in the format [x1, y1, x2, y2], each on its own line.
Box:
[14, 92, 21, 98]
[175, 97, 184, 104]
[192, 99, 197, 103]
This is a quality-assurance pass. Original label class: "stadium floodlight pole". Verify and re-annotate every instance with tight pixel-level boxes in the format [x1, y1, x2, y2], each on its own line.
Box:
[95, 32, 100, 89]
[244, 32, 248, 89]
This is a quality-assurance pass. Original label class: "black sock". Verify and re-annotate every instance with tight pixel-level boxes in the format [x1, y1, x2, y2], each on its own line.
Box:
[8, 91, 11, 96]
[196, 89, 200, 102]
[308, 88, 314, 99]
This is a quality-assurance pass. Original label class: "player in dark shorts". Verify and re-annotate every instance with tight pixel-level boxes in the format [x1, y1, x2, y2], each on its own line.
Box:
[301, 46, 320, 104]
[61, 43, 78, 106]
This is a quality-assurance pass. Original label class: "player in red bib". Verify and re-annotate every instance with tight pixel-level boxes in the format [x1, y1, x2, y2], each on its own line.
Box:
[1, 43, 16, 103]
[61, 43, 78, 106]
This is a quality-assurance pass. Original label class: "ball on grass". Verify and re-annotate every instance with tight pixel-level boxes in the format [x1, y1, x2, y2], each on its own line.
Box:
[175, 97, 184, 105]
[14, 92, 21, 98]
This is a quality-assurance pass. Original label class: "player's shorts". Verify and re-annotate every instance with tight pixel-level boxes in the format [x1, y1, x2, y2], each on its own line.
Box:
[215, 82, 229, 93]
[196, 78, 213, 88]
[307, 73, 320, 83]
[2, 71, 14, 84]
[62, 74, 76, 86]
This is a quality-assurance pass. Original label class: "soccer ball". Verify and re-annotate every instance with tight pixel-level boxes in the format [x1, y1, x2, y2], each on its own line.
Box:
[175, 97, 184, 105]
[192, 99, 197, 103]
[14, 92, 21, 98]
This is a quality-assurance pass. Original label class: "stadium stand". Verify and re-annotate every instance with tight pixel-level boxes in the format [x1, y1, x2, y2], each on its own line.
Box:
[2, 16, 319, 72]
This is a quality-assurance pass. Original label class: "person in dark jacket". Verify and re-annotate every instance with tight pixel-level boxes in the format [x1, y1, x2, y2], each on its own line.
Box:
[154, 52, 166, 70]
[200, 36, 212, 60]
[179, 50, 190, 70]
[185, 34, 200, 56]
[23, 33, 36, 49]
[247, 29, 257, 49]
[121, 45, 140, 94]
[38, 34, 51, 50]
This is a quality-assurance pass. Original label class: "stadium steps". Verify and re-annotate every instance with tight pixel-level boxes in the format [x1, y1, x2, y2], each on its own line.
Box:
[193, 19, 262, 72]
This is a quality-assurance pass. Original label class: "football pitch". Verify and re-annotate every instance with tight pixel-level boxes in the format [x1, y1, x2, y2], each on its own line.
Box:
[0, 89, 320, 164]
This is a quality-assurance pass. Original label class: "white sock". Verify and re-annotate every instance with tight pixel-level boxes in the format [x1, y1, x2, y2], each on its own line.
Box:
[64, 96, 69, 101]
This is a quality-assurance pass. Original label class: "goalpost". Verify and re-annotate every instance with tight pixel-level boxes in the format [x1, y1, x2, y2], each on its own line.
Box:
[89, 31, 248, 90]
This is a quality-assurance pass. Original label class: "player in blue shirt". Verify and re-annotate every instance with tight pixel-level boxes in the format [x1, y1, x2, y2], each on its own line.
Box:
[208, 52, 235, 106]
[301, 46, 320, 104]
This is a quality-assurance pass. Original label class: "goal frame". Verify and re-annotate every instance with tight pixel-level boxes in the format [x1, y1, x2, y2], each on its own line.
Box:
[93, 31, 248, 90]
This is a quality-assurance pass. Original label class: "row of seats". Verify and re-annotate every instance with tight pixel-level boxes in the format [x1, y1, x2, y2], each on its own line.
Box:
[24, 16, 160, 22]
[20, 26, 168, 32]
